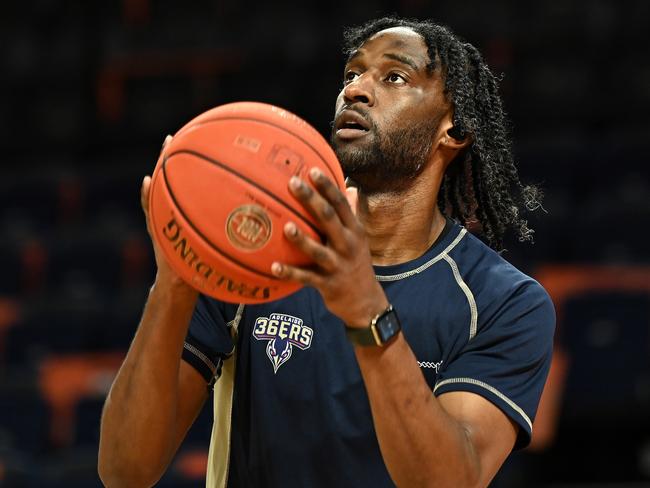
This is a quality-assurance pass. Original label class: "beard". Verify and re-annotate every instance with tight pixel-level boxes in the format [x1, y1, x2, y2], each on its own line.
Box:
[330, 111, 440, 194]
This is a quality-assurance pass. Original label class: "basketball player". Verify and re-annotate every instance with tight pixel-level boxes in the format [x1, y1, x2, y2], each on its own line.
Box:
[99, 17, 555, 488]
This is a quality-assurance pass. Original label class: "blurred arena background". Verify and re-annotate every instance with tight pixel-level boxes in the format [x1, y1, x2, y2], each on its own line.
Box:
[0, 0, 649, 486]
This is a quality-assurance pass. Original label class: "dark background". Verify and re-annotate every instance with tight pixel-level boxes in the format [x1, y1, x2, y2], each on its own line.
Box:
[0, 0, 649, 486]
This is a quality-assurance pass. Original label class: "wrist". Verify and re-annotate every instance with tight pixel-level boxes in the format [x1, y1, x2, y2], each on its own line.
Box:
[152, 272, 198, 304]
[345, 304, 402, 347]
[344, 291, 389, 329]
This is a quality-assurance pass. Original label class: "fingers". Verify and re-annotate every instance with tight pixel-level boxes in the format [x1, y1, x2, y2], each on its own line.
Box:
[288, 170, 357, 252]
[142, 134, 171, 226]
[141, 175, 151, 215]
[161, 134, 172, 153]
[282, 221, 338, 273]
[309, 168, 358, 228]
[145, 133, 171, 215]
[271, 260, 322, 288]
[141, 175, 153, 236]
[288, 174, 333, 223]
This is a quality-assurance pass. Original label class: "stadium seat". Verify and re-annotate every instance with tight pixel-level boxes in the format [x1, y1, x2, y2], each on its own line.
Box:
[38, 352, 124, 448]
[72, 397, 105, 448]
[0, 383, 50, 455]
[0, 243, 23, 295]
[531, 266, 650, 483]
[5, 301, 108, 365]
[46, 235, 122, 293]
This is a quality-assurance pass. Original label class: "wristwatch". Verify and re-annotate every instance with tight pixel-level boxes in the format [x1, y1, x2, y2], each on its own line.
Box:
[345, 305, 402, 347]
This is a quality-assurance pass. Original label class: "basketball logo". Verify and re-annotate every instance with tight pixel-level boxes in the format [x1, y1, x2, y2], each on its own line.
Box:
[226, 204, 272, 251]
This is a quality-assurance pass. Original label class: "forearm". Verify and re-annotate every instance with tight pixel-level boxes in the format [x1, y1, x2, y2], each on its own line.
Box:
[355, 334, 480, 488]
[98, 280, 198, 486]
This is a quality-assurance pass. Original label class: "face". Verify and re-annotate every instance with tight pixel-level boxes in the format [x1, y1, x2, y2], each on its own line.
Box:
[330, 27, 449, 193]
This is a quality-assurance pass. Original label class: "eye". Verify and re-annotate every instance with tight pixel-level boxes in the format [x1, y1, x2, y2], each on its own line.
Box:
[344, 71, 359, 85]
[386, 72, 407, 85]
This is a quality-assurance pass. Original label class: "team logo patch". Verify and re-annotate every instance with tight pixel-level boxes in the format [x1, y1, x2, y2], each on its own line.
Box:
[252, 313, 313, 373]
[226, 204, 272, 251]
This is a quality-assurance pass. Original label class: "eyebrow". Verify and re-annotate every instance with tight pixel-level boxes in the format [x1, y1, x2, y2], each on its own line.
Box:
[382, 53, 420, 72]
[346, 49, 420, 72]
[346, 49, 361, 64]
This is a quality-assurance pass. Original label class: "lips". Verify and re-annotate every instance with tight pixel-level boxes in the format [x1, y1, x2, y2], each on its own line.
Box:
[334, 110, 371, 140]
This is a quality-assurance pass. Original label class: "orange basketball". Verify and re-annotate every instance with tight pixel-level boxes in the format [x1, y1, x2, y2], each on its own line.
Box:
[148, 102, 345, 304]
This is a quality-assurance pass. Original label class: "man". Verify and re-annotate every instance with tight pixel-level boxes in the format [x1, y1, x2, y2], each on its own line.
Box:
[99, 17, 554, 488]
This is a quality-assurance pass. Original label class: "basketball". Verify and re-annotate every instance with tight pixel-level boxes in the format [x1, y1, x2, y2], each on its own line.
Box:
[148, 102, 346, 304]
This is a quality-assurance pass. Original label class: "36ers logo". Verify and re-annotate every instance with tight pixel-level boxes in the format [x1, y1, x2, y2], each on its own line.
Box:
[226, 204, 272, 251]
[252, 313, 313, 373]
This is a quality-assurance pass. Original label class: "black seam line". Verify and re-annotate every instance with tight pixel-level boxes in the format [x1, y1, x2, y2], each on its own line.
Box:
[162, 157, 279, 280]
[174, 115, 339, 184]
[167, 149, 325, 241]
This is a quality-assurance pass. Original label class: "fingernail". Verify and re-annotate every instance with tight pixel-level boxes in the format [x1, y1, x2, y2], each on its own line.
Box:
[285, 222, 297, 236]
[271, 262, 282, 275]
[289, 176, 301, 189]
[310, 168, 321, 180]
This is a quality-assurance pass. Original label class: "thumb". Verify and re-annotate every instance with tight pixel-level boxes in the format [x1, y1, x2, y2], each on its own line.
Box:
[141, 175, 152, 216]
[345, 186, 358, 216]
[141, 175, 154, 237]
[161, 134, 173, 153]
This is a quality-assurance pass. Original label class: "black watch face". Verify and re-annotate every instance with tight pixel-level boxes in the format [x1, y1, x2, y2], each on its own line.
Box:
[377, 312, 400, 343]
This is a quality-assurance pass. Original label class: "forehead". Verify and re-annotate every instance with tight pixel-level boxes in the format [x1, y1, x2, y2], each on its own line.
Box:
[352, 27, 430, 65]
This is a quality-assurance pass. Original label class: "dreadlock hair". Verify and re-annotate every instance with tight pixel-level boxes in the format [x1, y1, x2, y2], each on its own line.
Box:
[342, 17, 542, 251]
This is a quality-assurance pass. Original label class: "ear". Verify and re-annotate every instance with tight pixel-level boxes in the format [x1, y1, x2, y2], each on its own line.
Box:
[437, 112, 472, 152]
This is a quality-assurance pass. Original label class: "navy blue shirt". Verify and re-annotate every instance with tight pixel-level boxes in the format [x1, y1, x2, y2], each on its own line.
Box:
[182, 221, 555, 487]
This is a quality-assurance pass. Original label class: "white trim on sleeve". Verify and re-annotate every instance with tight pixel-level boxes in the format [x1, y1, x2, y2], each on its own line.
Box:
[434, 377, 532, 432]
[183, 341, 217, 374]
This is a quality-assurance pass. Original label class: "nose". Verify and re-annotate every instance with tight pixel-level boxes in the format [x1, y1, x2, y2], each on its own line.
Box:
[342, 74, 375, 106]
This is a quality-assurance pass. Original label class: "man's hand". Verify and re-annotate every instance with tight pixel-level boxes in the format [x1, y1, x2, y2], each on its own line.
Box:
[271, 168, 388, 328]
[141, 135, 196, 295]
[99, 135, 204, 487]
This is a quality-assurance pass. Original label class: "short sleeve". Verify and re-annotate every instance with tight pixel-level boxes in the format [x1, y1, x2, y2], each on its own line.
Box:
[434, 281, 555, 449]
[182, 294, 236, 384]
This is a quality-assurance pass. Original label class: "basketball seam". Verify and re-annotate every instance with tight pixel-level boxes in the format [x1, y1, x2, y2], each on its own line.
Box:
[168, 148, 325, 240]
[173, 116, 341, 185]
[161, 157, 279, 280]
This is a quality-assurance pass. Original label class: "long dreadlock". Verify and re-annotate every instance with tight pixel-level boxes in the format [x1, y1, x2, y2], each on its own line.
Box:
[342, 17, 542, 250]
